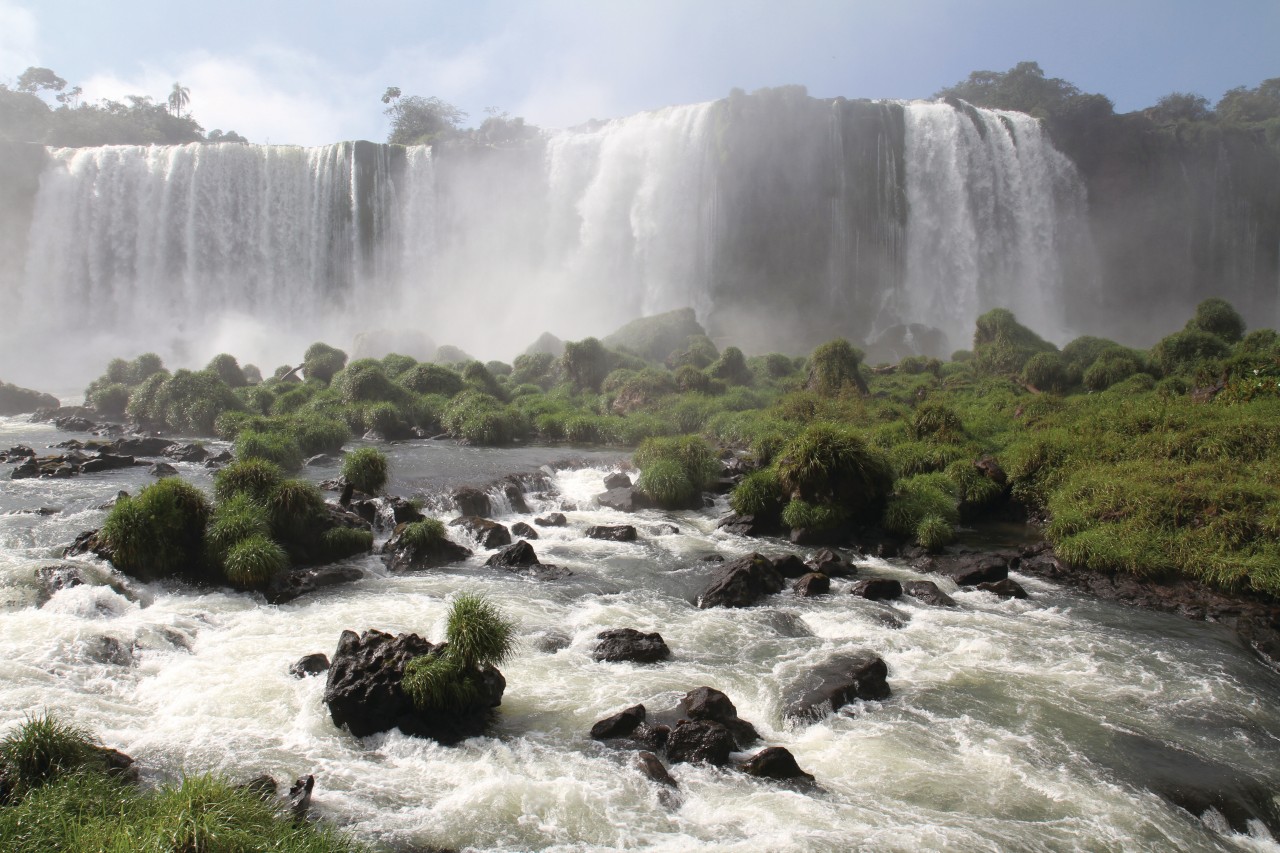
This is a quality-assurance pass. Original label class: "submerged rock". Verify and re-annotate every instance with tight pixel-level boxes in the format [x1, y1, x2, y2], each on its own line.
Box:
[586, 524, 638, 542]
[807, 548, 857, 578]
[595, 486, 654, 513]
[266, 566, 364, 605]
[916, 552, 1013, 586]
[696, 553, 784, 609]
[770, 554, 811, 579]
[449, 516, 511, 549]
[903, 580, 957, 607]
[382, 523, 472, 572]
[452, 487, 490, 517]
[593, 628, 671, 664]
[784, 652, 891, 723]
[977, 578, 1029, 599]
[635, 751, 678, 788]
[289, 653, 331, 678]
[483, 539, 569, 579]
[534, 513, 568, 527]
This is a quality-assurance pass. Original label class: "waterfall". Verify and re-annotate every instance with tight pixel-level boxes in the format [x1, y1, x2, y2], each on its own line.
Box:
[4, 96, 1100, 385]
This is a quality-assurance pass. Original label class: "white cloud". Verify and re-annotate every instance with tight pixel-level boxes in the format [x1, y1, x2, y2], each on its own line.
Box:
[0, 0, 39, 79]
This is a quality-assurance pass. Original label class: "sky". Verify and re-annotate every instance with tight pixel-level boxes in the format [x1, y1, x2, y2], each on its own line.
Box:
[0, 0, 1277, 146]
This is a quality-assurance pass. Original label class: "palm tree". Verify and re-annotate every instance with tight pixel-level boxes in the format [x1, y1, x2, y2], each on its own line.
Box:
[167, 82, 190, 118]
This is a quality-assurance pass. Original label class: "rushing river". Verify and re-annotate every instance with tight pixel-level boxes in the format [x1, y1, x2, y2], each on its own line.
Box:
[1, 413, 1278, 853]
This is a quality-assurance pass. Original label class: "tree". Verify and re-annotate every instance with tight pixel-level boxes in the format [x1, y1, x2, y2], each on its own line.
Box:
[54, 85, 82, 107]
[1146, 92, 1212, 125]
[383, 91, 466, 144]
[167, 82, 190, 118]
[1216, 78, 1280, 124]
[16, 66, 66, 95]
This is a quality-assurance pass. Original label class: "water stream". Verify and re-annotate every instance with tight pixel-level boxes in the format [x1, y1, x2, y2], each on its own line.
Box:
[1, 414, 1278, 852]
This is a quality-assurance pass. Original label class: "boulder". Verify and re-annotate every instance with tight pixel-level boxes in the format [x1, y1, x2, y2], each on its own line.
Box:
[793, 573, 830, 597]
[0, 381, 59, 415]
[975, 455, 1007, 486]
[741, 746, 814, 782]
[384, 496, 426, 527]
[265, 566, 365, 605]
[590, 704, 646, 740]
[79, 453, 139, 474]
[770, 554, 811, 579]
[679, 686, 757, 747]
[452, 487, 490, 517]
[449, 516, 511, 549]
[977, 578, 1029, 599]
[903, 580, 957, 607]
[647, 523, 680, 536]
[534, 513, 568, 527]
[323, 629, 503, 743]
[500, 482, 530, 514]
[289, 653, 331, 678]
[287, 775, 314, 819]
[164, 443, 209, 463]
[603, 471, 632, 490]
[784, 652, 891, 723]
[916, 553, 1013, 586]
[111, 436, 177, 457]
[635, 751, 678, 788]
[807, 548, 856, 578]
[148, 462, 178, 478]
[382, 524, 472, 573]
[485, 540, 540, 568]
[510, 521, 539, 539]
[595, 486, 654, 513]
[593, 629, 671, 664]
[665, 720, 735, 766]
[851, 578, 903, 601]
[717, 512, 781, 537]
[586, 524, 637, 542]
[696, 553, 784, 609]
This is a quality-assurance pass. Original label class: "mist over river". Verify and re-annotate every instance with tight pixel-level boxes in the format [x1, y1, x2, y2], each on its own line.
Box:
[2, 413, 1279, 852]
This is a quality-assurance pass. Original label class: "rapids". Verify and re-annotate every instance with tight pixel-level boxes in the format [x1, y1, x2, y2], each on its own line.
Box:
[1, 414, 1279, 852]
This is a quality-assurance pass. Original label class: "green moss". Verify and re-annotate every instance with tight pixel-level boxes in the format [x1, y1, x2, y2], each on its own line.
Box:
[806, 339, 867, 396]
[972, 308, 1057, 376]
[342, 447, 389, 494]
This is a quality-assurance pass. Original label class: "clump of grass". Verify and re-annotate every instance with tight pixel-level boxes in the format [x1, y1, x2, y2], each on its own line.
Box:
[637, 458, 697, 509]
[0, 713, 100, 799]
[267, 479, 327, 542]
[882, 474, 959, 538]
[214, 458, 286, 504]
[400, 518, 447, 553]
[915, 514, 956, 552]
[634, 435, 721, 507]
[402, 593, 515, 712]
[781, 498, 849, 532]
[222, 534, 288, 588]
[99, 478, 212, 581]
[342, 447, 388, 494]
[205, 493, 270, 562]
[234, 429, 303, 472]
[729, 467, 786, 518]
[321, 527, 373, 560]
[774, 423, 894, 522]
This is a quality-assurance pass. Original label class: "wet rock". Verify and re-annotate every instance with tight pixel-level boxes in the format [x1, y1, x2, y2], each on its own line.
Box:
[324, 629, 504, 743]
[700, 554, 725, 562]
[741, 747, 814, 782]
[851, 578, 903, 601]
[63, 529, 111, 561]
[529, 630, 571, 653]
[916, 553, 1013, 586]
[55, 415, 97, 432]
[238, 774, 278, 801]
[78, 452, 139, 474]
[903, 580, 957, 607]
[784, 652, 891, 723]
[975, 455, 1007, 486]
[384, 496, 426, 527]
[666, 719, 735, 766]
[593, 628, 671, 664]
[647, 523, 680, 536]
[84, 635, 133, 666]
[452, 487, 490, 518]
[534, 513, 568, 527]
[449, 516, 511, 549]
[807, 548, 857, 578]
[793, 572, 830, 597]
[382, 524, 472, 573]
[717, 512, 781, 537]
[96, 746, 138, 783]
[148, 462, 178, 478]
[287, 775, 314, 819]
[510, 521, 539, 539]
[590, 704, 646, 740]
[603, 471, 632, 490]
[485, 540, 540, 568]
[36, 564, 90, 595]
[679, 686, 758, 747]
[111, 436, 177, 457]
[500, 482, 530, 514]
[696, 552, 784, 609]
[631, 723, 671, 751]
[290, 653, 331, 678]
[265, 566, 365, 605]
[977, 578, 1029, 599]
[164, 443, 209, 463]
[636, 751, 677, 788]
[586, 524, 637, 542]
[203, 450, 233, 466]
[595, 486, 654, 513]
[770, 554, 811, 579]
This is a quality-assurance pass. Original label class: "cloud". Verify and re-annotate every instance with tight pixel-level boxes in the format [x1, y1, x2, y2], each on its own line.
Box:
[0, 0, 39, 79]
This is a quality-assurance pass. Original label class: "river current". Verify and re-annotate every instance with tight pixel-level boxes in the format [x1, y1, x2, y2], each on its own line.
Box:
[1, 414, 1278, 852]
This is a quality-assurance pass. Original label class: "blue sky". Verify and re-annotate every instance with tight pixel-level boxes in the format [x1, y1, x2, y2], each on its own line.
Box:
[1, 0, 1276, 145]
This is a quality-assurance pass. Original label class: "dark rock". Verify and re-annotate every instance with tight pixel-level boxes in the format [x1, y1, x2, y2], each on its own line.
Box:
[485, 540, 540, 568]
[289, 653, 331, 678]
[55, 415, 97, 432]
[697, 552, 784, 609]
[975, 455, 1007, 486]
[384, 496, 426, 526]
[0, 381, 59, 415]
[666, 720, 736, 766]
[148, 462, 178, 478]
[593, 628, 671, 664]
[977, 578, 1029, 599]
[324, 629, 504, 743]
[793, 572, 830, 597]
[500, 482, 530, 514]
[449, 516, 511, 549]
[586, 524, 638, 542]
[595, 486, 654, 512]
[717, 512, 781, 537]
[111, 436, 177, 457]
[287, 775, 314, 819]
[530, 630, 571, 653]
[239, 774, 278, 801]
[851, 578, 903, 601]
[510, 521, 538, 539]
[808, 548, 856, 578]
[203, 449, 233, 466]
[265, 566, 365, 605]
[917, 553, 1013, 586]
[701, 554, 725, 562]
[635, 751, 677, 788]
[452, 487, 490, 518]
[788, 526, 843, 547]
[382, 524, 472, 573]
[771, 555, 811, 579]
[603, 471, 632, 490]
[590, 704, 646, 740]
[631, 723, 671, 751]
[679, 686, 758, 746]
[78, 452, 138, 474]
[164, 443, 209, 463]
[903, 580, 957, 607]
[36, 564, 89, 595]
[63, 529, 111, 561]
[534, 513, 568, 527]
[96, 747, 138, 782]
[784, 652, 891, 723]
[647, 523, 680, 536]
[741, 747, 814, 782]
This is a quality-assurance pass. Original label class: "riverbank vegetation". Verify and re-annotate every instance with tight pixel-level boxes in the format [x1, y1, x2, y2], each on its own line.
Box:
[77, 299, 1280, 599]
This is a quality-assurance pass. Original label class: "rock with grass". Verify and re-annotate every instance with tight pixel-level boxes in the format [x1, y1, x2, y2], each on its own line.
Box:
[383, 519, 472, 571]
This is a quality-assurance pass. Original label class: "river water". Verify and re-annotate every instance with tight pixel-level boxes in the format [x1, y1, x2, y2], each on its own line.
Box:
[1, 414, 1278, 852]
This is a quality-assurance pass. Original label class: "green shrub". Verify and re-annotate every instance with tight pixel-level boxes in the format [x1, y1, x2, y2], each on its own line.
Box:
[915, 514, 956, 552]
[945, 460, 1005, 509]
[674, 364, 713, 394]
[321, 526, 373, 560]
[910, 402, 964, 441]
[561, 337, 612, 393]
[267, 479, 326, 542]
[363, 401, 410, 438]
[87, 382, 130, 418]
[402, 593, 515, 712]
[237, 384, 276, 415]
[287, 413, 349, 455]
[399, 363, 466, 397]
[342, 447, 388, 494]
[634, 435, 720, 491]
[729, 468, 785, 517]
[213, 458, 286, 504]
[333, 359, 400, 404]
[774, 424, 893, 521]
[302, 342, 348, 384]
[1083, 346, 1146, 391]
[205, 353, 247, 388]
[1021, 351, 1069, 393]
[665, 334, 719, 370]
[221, 534, 288, 588]
[637, 458, 697, 508]
[234, 429, 303, 472]
[752, 352, 797, 380]
[381, 353, 418, 378]
[462, 361, 508, 401]
[152, 369, 245, 435]
[883, 475, 959, 537]
[99, 478, 212, 581]
[126, 352, 164, 385]
[708, 346, 752, 385]
[806, 339, 868, 396]
[205, 493, 270, 561]
[1151, 329, 1231, 377]
[1186, 297, 1245, 343]
[781, 498, 848, 532]
[443, 391, 524, 445]
[0, 713, 101, 798]
[951, 349, 973, 363]
[972, 308, 1057, 375]
[511, 352, 557, 388]
[271, 385, 316, 415]
[400, 518, 447, 552]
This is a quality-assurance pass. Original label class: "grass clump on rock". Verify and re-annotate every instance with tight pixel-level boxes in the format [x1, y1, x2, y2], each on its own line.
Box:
[214, 458, 286, 504]
[234, 429, 303, 472]
[99, 478, 212, 581]
[402, 593, 516, 712]
[634, 434, 720, 508]
[321, 526, 374, 560]
[221, 535, 289, 588]
[0, 713, 102, 799]
[342, 447, 388, 494]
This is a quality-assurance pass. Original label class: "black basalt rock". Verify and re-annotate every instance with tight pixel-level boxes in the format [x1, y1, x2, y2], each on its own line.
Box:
[593, 628, 671, 664]
[785, 652, 891, 723]
[741, 746, 815, 782]
[696, 552, 784, 608]
[666, 719, 735, 766]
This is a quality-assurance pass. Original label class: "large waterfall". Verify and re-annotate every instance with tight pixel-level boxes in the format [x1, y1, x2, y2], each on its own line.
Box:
[3, 95, 1097, 385]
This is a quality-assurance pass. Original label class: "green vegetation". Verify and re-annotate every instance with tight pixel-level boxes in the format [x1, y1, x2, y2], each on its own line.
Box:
[342, 448, 389, 495]
[402, 594, 515, 712]
[99, 479, 212, 582]
[0, 716, 359, 852]
[634, 435, 721, 508]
